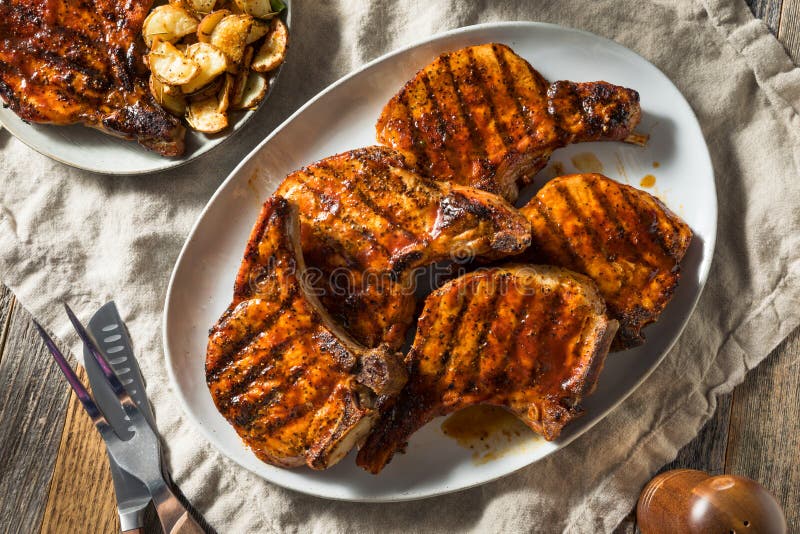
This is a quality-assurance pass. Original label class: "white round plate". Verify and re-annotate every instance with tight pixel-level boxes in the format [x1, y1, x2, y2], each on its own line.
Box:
[0, 4, 290, 175]
[164, 22, 716, 502]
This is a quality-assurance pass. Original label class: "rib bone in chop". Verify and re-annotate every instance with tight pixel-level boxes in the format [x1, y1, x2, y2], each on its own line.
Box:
[357, 265, 618, 474]
[206, 197, 407, 469]
[275, 146, 531, 350]
[520, 173, 693, 349]
[376, 43, 642, 201]
[0, 0, 186, 156]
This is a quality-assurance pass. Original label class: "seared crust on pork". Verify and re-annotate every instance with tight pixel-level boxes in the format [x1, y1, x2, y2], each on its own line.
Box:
[275, 146, 531, 349]
[357, 265, 618, 474]
[206, 197, 407, 469]
[376, 43, 641, 201]
[520, 174, 692, 349]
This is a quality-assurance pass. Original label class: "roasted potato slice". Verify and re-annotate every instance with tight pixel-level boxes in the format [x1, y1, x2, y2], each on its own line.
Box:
[246, 19, 269, 43]
[234, 0, 277, 20]
[182, 42, 229, 94]
[210, 14, 253, 63]
[142, 5, 199, 48]
[218, 74, 235, 112]
[169, 0, 216, 16]
[197, 9, 228, 42]
[149, 74, 182, 96]
[149, 75, 187, 116]
[146, 0, 287, 135]
[189, 0, 217, 14]
[230, 46, 254, 107]
[233, 70, 267, 110]
[187, 75, 225, 100]
[225, 0, 244, 14]
[251, 17, 287, 72]
[241, 44, 255, 70]
[186, 97, 229, 133]
[147, 39, 200, 85]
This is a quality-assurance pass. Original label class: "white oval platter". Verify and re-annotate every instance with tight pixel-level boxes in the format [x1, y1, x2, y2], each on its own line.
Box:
[163, 21, 717, 502]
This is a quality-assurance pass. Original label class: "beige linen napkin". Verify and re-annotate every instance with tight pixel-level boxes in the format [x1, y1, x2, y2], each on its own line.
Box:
[1, 1, 798, 532]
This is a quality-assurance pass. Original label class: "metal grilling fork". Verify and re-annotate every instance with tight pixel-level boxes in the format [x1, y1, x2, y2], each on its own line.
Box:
[34, 304, 204, 534]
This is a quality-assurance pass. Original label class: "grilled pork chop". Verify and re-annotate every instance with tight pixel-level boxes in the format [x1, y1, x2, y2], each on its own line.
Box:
[520, 174, 692, 349]
[0, 0, 185, 156]
[376, 43, 641, 201]
[275, 146, 531, 349]
[206, 197, 407, 469]
[357, 265, 618, 474]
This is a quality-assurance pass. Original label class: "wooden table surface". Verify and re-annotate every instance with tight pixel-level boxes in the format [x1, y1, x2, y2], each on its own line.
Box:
[1, 2, 798, 533]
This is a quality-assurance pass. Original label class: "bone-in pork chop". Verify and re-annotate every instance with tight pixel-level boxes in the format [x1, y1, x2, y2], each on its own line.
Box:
[376, 43, 641, 201]
[275, 146, 531, 349]
[207, 197, 407, 469]
[0, 0, 185, 156]
[519, 173, 692, 349]
[357, 265, 618, 474]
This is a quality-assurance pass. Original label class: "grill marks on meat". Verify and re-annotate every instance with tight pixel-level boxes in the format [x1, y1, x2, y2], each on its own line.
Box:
[519, 174, 692, 349]
[275, 146, 531, 349]
[376, 43, 641, 201]
[204, 43, 681, 473]
[357, 265, 618, 474]
[0, 0, 185, 156]
[206, 197, 407, 469]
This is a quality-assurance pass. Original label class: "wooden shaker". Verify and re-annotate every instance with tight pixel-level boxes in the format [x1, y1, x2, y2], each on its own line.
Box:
[636, 469, 787, 533]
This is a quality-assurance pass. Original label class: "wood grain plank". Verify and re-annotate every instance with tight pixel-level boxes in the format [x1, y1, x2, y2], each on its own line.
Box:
[0, 286, 16, 362]
[39, 364, 121, 534]
[747, 0, 785, 33]
[725, 327, 800, 531]
[779, 0, 800, 61]
[0, 302, 70, 534]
